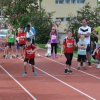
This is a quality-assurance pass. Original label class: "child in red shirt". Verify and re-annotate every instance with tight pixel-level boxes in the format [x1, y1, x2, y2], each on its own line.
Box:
[63, 30, 76, 74]
[22, 38, 38, 77]
[17, 27, 26, 57]
[92, 47, 100, 69]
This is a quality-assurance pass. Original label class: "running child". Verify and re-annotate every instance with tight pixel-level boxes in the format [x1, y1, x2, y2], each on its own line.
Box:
[17, 27, 26, 57]
[92, 47, 100, 69]
[3, 35, 8, 59]
[6, 26, 16, 59]
[63, 30, 76, 74]
[22, 38, 38, 77]
[77, 34, 87, 70]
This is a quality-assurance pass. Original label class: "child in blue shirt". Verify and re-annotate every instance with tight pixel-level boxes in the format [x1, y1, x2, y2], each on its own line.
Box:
[77, 34, 87, 70]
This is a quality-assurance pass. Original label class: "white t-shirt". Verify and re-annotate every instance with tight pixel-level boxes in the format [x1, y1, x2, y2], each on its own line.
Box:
[78, 26, 91, 44]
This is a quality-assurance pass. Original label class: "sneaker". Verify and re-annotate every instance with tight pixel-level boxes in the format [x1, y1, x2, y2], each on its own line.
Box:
[64, 69, 68, 74]
[68, 70, 72, 73]
[5, 55, 8, 59]
[33, 71, 38, 76]
[22, 72, 27, 77]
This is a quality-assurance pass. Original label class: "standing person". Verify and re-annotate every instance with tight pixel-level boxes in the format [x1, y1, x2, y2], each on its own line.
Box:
[77, 34, 87, 70]
[78, 18, 91, 67]
[63, 30, 76, 74]
[3, 36, 8, 58]
[50, 27, 58, 58]
[22, 38, 38, 77]
[17, 27, 26, 57]
[92, 47, 100, 69]
[91, 28, 98, 53]
[6, 25, 16, 59]
[45, 39, 51, 57]
[25, 23, 36, 44]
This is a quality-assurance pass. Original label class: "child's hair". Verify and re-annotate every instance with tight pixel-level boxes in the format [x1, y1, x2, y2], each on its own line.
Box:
[66, 30, 72, 33]
[26, 38, 31, 42]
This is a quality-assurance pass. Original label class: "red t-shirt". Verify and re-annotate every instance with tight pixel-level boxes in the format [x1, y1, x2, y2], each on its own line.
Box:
[96, 48, 100, 59]
[63, 38, 75, 53]
[18, 32, 26, 44]
[25, 45, 36, 59]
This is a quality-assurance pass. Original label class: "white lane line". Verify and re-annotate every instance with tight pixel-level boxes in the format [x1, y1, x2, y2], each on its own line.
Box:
[0, 46, 100, 79]
[35, 66, 96, 100]
[17, 56, 96, 100]
[0, 46, 98, 99]
[39, 54, 100, 80]
[0, 46, 96, 100]
[0, 65, 37, 100]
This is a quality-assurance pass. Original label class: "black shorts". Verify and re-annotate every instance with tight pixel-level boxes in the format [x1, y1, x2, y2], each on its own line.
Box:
[19, 44, 25, 47]
[8, 42, 14, 48]
[24, 58, 35, 65]
[77, 55, 86, 62]
[86, 44, 91, 53]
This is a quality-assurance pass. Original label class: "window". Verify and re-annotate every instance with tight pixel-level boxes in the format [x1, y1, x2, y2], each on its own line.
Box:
[55, 0, 64, 4]
[71, 0, 76, 3]
[55, 0, 59, 4]
[77, 0, 85, 3]
[66, 17, 70, 21]
[65, 0, 70, 3]
[56, 18, 64, 22]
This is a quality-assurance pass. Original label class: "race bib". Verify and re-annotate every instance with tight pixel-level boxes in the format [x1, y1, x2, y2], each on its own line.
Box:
[9, 34, 14, 38]
[67, 43, 73, 48]
[51, 35, 57, 42]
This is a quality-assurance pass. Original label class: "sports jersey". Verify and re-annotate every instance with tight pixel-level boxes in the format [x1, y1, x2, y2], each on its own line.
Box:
[25, 44, 36, 59]
[63, 38, 75, 53]
[8, 31, 15, 43]
[18, 32, 26, 44]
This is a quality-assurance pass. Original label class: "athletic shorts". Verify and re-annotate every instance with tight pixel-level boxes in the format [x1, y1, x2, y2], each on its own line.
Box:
[8, 42, 14, 48]
[24, 58, 35, 65]
[77, 55, 86, 62]
[19, 44, 25, 47]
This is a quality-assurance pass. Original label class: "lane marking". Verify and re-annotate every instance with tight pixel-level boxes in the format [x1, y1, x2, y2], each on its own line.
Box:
[35, 66, 96, 100]
[0, 46, 100, 80]
[0, 45, 98, 99]
[17, 56, 96, 100]
[39, 54, 100, 80]
[0, 65, 37, 100]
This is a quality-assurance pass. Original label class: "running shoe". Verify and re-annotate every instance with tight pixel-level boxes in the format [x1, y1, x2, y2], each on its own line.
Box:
[33, 71, 38, 76]
[22, 72, 27, 77]
[68, 70, 73, 73]
[64, 69, 68, 74]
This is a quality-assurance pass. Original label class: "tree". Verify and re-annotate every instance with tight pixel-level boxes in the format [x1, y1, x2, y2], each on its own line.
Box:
[67, 3, 100, 42]
[4, 0, 53, 43]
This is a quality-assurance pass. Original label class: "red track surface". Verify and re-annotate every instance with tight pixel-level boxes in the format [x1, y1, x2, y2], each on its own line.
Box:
[0, 44, 100, 100]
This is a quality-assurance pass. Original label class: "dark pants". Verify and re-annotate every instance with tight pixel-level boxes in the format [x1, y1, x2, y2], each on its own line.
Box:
[64, 53, 73, 66]
[51, 43, 57, 54]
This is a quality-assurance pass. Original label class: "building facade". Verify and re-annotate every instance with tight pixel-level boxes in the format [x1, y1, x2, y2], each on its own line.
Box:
[41, 0, 98, 32]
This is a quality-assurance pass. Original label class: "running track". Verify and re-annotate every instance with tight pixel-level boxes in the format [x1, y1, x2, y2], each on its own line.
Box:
[0, 42, 100, 100]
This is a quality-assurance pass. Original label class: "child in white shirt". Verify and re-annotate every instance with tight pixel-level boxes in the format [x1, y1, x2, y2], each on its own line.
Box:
[45, 40, 51, 57]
